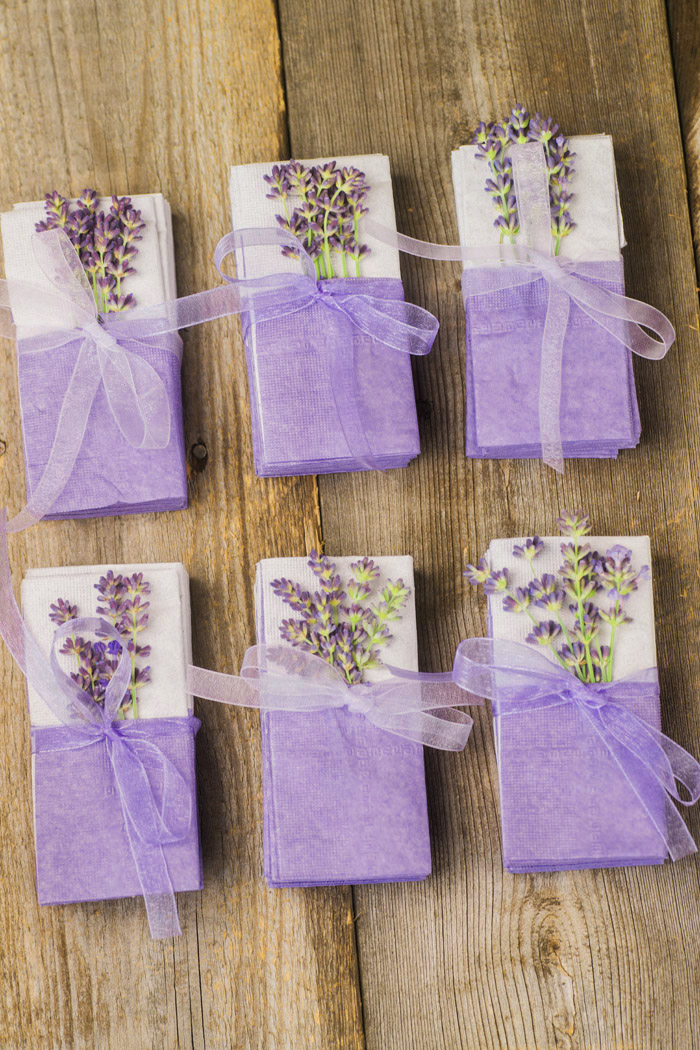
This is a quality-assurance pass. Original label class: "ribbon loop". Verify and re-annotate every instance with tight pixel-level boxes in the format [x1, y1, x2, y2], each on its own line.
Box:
[187, 643, 478, 752]
[454, 637, 700, 861]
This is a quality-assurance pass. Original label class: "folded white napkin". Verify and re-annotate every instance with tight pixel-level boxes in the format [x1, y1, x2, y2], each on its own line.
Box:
[255, 555, 418, 675]
[229, 154, 401, 280]
[22, 562, 192, 726]
[486, 536, 656, 677]
[1, 193, 177, 331]
[452, 134, 625, 262]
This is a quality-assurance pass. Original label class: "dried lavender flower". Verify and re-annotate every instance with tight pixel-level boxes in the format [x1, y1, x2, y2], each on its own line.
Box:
[470, 103, 575, 254]
[264, 160, 372, 279]
[272, 555, 409, 685]
[464, 510, 648, 684]
[512, 536, 544, 562]
[48, 570, 152, 720]
[36, 189, 145, 313]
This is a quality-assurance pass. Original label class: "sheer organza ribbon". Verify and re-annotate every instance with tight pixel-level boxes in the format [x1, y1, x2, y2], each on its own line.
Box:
[454, 637, 700, 860]
[2, 226, 439, 529]
[215, 227, 439, 471]
[0, 511, 199, 938]
[188, 643, 479, 751]
[364, 141, 675, 472]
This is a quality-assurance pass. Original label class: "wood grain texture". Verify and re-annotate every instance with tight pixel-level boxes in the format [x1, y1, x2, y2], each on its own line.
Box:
[0, 2, 363, 1049]
[668, 0, 700, 277]
[277, 0, 700, 1048]
[2, 0, 700, 1048]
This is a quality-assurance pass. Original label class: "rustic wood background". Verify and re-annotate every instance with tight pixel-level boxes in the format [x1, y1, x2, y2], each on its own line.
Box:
[0, 0, 699, 1046]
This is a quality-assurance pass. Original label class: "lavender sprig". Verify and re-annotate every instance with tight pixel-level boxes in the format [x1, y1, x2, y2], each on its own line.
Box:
[36, 190, 145, 313]
[471, 104, 576, 255]
[264, 160, 371, 279]
[465, 510, 649, 683]
[271, 552, 409, 684]
[49, 571, 152, 719]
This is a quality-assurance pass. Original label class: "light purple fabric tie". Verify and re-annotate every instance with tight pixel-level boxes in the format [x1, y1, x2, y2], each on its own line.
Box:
[188, 643, 478, 752]
[364, 141, 675, 471]
[454, 637, 700, 860]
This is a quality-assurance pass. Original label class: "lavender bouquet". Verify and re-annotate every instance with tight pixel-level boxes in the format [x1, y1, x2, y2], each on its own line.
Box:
[273, 552, 410, 683]
[452, 105, 642, 462]
[36, 190, 146, 312]
[49, 571, 152, 719]
[464, 511, 672, 872]
[229, 154, 425, 477]
[266, 161, 371, 278]
[22, 562, 201, 912]
[471, 105, 576, 254]
[1, 191, 187, 521]
[256, 552, 433, 887]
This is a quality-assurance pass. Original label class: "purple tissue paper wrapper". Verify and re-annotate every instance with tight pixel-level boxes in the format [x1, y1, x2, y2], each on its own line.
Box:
[486, 595, 667, 873]
[256, 566, 431, 887]
[464, 259, 641, 460]
[242, 277, 420, 477]
[32, 720, 202, 904]
[18, 331, 188, 520]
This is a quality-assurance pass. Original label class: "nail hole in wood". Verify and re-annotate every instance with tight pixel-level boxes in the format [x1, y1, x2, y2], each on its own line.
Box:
[189, 442, 208, 473]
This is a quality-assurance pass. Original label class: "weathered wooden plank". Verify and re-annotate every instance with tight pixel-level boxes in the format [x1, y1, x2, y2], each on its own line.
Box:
[0, 2, 363, 1048]
[668, 0, 700, 276]
[278, 0, 700, 1047]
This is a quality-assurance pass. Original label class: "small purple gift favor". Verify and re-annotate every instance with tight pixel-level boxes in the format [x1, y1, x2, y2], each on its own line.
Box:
[257, 555, 428, 886]
[189, 553, 474, 887]
[0, 531, 202, 938]
[459, 511, 700, 872]
[1, 192, 188, 525]
[451, 108, 673, 469]
[227, 156, 437, 477]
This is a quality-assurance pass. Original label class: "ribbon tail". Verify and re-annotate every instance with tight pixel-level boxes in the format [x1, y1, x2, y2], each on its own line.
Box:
[7, 338, 100, 531]
[108, 736, 185, 939]
[581, 705, 697, 862]
[140, 891, 182, 939]
[539, 284, 569, 473]
[327, 315, 385, 473]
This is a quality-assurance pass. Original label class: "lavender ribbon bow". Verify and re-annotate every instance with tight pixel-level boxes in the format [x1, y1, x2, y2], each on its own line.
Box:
[454, 637, 700, 860]
[215, 227, 439, 471]
[0, 511, 198, 939]
[1, 225, 439, 529]
[364, 141, 674, 471]
[188, 643, 478, 751]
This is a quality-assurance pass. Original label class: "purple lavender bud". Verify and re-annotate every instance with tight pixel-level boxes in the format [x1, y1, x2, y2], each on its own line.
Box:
[512, 536, 544, 562]
[463, 558, 490, 585]
[526, 621, 562, 646]
[49, 598, 79, 625]
[529, 574, 558, 601]
[559, 642, 587, 669]
[494, 213, 519, 235]
[502, 587, 531, 613]
[350, 556, 381, 583]
[281, 244, 301, 261]
[483, 569, 510, 595]
[557, 509, 591, 538]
